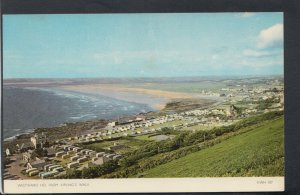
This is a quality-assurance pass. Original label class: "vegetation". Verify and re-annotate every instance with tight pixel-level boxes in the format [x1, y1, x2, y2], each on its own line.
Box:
[37, 111, 285, 179]
[162, 98, 216, 112]
[74, 111, 283, 178]
[31, 148, 48, 158]
[60, 160, 119, 179]
[4, 157, 12, 166]
[81, 137, 151, 154]
[139, 116, 284, 177]
[256, 97, 280, 110]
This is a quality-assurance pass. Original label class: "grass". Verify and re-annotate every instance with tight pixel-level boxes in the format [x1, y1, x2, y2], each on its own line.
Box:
[134, 119, 186, 132]
[133, 134, 155, 141]
[83, 137, 151, 154]
[138, 116, 284, 177]
[182, 123, 215, 131]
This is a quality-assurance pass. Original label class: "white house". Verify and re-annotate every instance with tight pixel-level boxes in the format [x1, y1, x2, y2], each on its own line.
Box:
[5, 148, 11, 156]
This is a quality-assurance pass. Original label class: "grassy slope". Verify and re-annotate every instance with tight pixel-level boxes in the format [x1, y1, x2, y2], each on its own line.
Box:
[139, 116, 284, 177]
[83, 137, 151, 154]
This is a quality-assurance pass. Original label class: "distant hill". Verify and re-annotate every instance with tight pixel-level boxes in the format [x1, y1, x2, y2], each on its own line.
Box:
[3, 75, 283, 86]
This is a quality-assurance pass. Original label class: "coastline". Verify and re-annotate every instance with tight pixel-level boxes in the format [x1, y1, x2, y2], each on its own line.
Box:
[3, 86, 154, 140]
[3, 83, 218, 148]
[3, 97, 217, 149]
[59, 84, 200, 110]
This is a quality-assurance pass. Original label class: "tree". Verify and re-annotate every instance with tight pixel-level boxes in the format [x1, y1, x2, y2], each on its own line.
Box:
[4, 157, 11, 165]
[65, 169, 82, 179]
[32, 148, 48, 158]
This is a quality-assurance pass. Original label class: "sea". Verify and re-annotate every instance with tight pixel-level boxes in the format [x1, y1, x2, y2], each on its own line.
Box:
[3, 86, 153, 140]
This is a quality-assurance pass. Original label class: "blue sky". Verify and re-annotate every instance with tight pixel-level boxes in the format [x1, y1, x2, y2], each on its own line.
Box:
[3, 13, 283, 78]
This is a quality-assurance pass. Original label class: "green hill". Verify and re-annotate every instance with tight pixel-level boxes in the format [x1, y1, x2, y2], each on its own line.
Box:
[138, 116, 284, 177]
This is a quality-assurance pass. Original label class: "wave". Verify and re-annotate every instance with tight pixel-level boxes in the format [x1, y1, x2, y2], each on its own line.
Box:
[3, 86, 153, 139]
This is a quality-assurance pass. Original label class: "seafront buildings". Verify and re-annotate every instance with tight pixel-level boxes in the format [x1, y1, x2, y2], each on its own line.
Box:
[4, 79, 284, 179]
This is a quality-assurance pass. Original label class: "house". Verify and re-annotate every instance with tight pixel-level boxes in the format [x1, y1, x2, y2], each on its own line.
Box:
[67, 146, 75, 151]
[26, 167, 38, 174]
[31, 133, 47, 149]
[44, 163, 55, 171]
[84, 150, 91, 155]
[70, 155, 80, 162]
[61, 154, 69, 159]
[96, 152, 105, 158]
[53, 167, 64, 172]
[87, 151, 96, 156]
[73, 147, 82, 152]
[107, 121, 118, 127]
[23, 150, 34, 162]
[75, 152, 82, 156]
[226, 105, 238, 117]
[135, 114, 146, 122]
[27, 159, 48, 171]
[28, 170, 39, 177]
[25, 168, 39, 176]
[106, 143, 127, 151]
[46, 148, 56, 157]
[78, 162, 95, 170]
[280, 95, 284, 107]
[67, 151, 75, 155]
[5, 148, 11, 156]
[112, 155, 122, 160]
[79, 149, 89, 155]
[67, 162, 79, 169]
[105, 154, 116, 159]
[65, 146, 73, 151]
[18, 143, 34, 153]
[48, 165, 61, 171]
[92, 157, 105, 165]
[40, 171, 58, 179]
[77, 157, 88, 163]
[55, 151, 65, 157]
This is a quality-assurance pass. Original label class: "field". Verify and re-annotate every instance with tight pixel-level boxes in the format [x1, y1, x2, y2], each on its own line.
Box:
[81, 137, 152, 154]
[134, 120, 186, 132]
[138, 116, 284, 177]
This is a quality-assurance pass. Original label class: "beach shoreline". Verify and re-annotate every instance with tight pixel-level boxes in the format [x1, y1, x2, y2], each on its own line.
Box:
[59, 83, 205, 110]
[3, 82, 218, 147]
[3, 97, 216, 149]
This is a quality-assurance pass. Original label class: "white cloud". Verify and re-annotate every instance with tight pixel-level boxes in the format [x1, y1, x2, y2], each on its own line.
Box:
[257, 23, 283, 49]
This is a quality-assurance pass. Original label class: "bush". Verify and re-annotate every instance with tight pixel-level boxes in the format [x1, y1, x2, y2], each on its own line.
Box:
[64, 169, 82, 179]
[81, 160, 119, 179]
[32, 148, 48, 158]
[66, 111, 284, 179]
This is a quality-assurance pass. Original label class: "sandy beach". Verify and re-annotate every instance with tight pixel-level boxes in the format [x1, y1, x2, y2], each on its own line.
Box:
[59, 84, 199, 110]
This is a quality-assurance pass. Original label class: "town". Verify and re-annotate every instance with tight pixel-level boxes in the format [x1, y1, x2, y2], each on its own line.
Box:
[3, 77, 284, 180]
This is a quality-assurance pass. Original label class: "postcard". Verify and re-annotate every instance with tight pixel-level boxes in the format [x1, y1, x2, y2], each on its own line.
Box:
[2, 12, 284, 193]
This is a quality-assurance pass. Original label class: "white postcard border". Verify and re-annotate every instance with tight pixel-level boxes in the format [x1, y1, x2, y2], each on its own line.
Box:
[4, 177, 284, 193]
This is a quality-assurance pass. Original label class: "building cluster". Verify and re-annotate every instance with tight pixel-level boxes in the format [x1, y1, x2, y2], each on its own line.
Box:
[221, 85, 284, 105]
[7, 131, 123, 179]
[4, 78, 284, 180]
